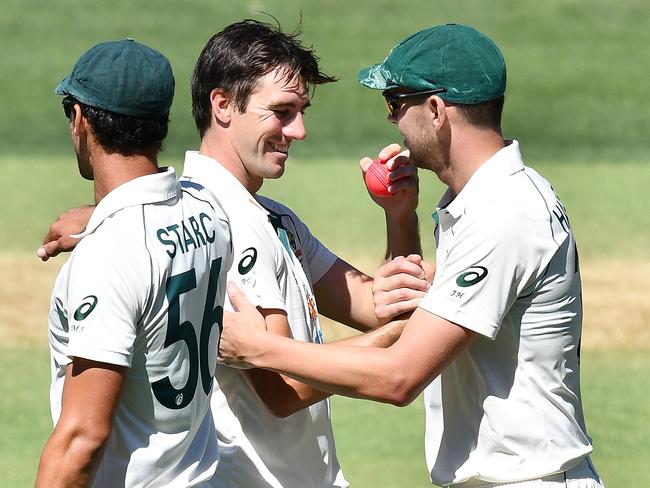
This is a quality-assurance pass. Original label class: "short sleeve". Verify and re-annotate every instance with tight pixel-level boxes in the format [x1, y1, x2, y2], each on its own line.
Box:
[418, 207, 541, 339]
[287, 214, 337, 284]
[226, 218, 286, 312]
[65, 234, 151, 367]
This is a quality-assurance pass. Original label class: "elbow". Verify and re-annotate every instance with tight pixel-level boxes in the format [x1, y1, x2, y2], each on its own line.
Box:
[72, 427, 112, 458]
[56, 419, 113, 459]
[385, 385, 419, 407]
[381, 372, 422, 407]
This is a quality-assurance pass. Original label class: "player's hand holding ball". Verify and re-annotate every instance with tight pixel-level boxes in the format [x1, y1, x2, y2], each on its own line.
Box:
[360, 143, 419, 221]
[365, 158, 392, 197]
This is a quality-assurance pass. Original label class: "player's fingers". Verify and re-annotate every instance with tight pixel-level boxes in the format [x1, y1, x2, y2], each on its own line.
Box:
[387, 177, 418, 195]
[421, 260, 436, 283]
[376, 256, 426, 280]
[40, 236, 81, 260]
[359, 156, 374, 173]
[375, 295, 426, 320]
[373, 273, 430, 295]
[37, 239, 65, 261]
[226, 281, 253, 312]
[36, 246, 50, 261]
[385, 150, 412, 171]
[405, 254, 423, 266]
[387, 163, 417, 182]
[378, 287, 428, 305]
[42, 226, 61, 246]
[377, 143, 403, 162]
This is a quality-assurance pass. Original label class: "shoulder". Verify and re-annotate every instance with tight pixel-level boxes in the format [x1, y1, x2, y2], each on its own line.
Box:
[71, 207, 153, 284]
[255, 195, 301, 220]
[255, 195, 312, 240]
[179, 179, 229, 224]
[79, 206, 148, 253]
[467, 168, 557, 231]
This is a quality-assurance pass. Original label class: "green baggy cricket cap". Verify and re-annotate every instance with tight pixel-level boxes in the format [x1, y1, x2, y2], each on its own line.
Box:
[55, 38, 174, 117]
[358, 24, 506, 104]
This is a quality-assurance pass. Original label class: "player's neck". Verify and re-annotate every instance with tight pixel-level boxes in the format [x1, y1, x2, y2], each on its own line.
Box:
[445, 128, 504, 196]
[91, 149, 160, 203]
[199, 134, 264, 195]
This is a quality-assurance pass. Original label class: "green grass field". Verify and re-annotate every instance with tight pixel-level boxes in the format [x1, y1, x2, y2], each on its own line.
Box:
[2, 157, 649, 486]
[2, 1, 649, 486]
[2, 347, 648, 487]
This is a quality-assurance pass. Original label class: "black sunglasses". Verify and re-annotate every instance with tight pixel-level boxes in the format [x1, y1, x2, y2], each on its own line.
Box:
[382, 87, 447, 117]
[61, 96, 77, 119]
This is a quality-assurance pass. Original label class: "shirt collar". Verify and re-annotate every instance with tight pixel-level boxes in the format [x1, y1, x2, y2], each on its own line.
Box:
[182, 150, 268, 213]
[436, 140, 524, 222]
[73, 167, 179, 238]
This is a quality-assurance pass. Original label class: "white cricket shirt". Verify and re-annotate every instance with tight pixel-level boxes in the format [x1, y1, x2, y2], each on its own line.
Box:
[48, 167, 232, 487]
[418, 141, 593, 486]
[182, 152, 347, 488]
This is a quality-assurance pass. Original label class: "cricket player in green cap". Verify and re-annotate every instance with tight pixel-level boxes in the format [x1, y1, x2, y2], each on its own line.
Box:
[36, 39, 232, 487]
[220, 24, 605, 488]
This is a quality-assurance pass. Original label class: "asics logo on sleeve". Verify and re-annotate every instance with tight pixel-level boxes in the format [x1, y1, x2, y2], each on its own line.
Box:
[238, 247, 258, 275]
[456, 266, 488, 287]
[73, 295, 99, 321]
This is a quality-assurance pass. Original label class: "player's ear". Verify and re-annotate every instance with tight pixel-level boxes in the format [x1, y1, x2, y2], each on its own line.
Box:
[70, 103, 85, 135]
[428, 96, 447, 131]
[210, 88, 233, 125]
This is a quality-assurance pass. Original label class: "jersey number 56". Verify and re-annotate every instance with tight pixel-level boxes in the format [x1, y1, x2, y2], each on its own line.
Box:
[151, 257, 223, 409]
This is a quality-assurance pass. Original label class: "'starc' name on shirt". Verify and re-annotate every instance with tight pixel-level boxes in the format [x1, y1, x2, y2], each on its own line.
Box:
[156, 213, 216, 258]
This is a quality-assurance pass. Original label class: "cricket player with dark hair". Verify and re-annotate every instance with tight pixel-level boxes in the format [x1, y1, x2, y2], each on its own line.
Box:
[36, 20, 428, 488]
[219, 24, 605, 488]
[36, 39, 232, 487]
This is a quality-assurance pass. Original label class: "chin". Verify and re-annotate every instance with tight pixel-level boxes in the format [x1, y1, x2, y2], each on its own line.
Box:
[265, 155, 287, 178]
[267, 165, 286, 179]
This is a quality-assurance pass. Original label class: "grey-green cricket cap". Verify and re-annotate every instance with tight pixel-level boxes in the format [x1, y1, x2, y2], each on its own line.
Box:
[55, 39, 174, 117]
[358, 24, 506, 104]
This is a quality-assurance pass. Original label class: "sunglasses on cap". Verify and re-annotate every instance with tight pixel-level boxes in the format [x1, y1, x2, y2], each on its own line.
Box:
[382, 87, 447, 118]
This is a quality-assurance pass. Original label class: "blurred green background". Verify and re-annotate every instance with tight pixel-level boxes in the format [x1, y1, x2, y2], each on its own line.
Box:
[2, 0, 650, 163]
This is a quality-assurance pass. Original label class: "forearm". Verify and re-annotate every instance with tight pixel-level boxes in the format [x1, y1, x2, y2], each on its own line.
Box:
[249, 334, 413, 405]
[36, 359, 123, 487]
[244, 319, 407, 416]
[385, 212, 421, 260]
[314, 259, 383, 332]
[336, 318, 406, 348]
[243, 368, 331, 417]
[35, 428, 104, 487]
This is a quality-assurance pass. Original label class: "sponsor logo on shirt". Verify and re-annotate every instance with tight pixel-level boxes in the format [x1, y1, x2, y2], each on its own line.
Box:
[238, 247, 257, 275]
[73, 295, 98, 321]
[456, 266, 488, 287]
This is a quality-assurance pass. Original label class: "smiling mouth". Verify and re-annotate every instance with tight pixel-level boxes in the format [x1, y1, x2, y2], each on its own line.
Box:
[269, 142, 289, 154]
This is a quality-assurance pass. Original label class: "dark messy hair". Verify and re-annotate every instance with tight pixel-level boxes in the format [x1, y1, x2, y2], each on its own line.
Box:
[452, 96, 504, 130]
[63, 96, 168, 155]
[191, 19, 337, 137]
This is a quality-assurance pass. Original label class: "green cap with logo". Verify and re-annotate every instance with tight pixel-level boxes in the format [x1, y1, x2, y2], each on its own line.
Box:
[358, 24, 506, 104]
[55, 38, 174, 117]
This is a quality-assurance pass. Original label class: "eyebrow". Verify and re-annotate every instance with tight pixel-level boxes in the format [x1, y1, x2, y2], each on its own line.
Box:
[268, 100, 311, 111]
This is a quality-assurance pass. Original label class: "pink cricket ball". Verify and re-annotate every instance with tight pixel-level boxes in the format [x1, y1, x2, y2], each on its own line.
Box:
[365, 159, 391, 197]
